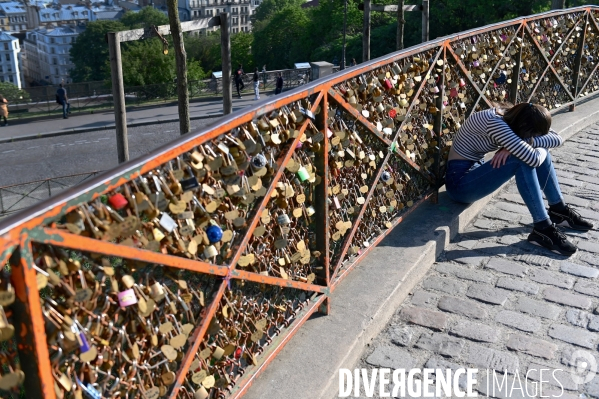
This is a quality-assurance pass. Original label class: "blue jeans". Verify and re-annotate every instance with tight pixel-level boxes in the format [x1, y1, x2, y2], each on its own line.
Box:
[445, 152, 564, 224]
[62, 101, 70, 118]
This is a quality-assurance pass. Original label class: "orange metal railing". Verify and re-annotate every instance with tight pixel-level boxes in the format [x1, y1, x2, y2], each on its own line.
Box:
[0, 6, 598, 398]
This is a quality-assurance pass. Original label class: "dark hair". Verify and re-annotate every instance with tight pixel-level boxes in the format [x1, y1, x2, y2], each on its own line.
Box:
[495, 102, 551, 140]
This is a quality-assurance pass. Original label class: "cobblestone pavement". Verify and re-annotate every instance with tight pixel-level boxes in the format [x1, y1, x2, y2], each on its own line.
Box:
[354, 123, 599, 399]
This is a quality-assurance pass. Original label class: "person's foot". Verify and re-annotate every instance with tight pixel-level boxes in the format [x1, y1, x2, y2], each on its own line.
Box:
[528, 224, 577, 256]
[549, 204, 594, 231]
[63, 116, 68, 119]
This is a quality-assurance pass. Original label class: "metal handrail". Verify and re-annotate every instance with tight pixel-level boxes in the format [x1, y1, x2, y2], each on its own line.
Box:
[0, 171, 101, 217]
[0, 6, 597, 399]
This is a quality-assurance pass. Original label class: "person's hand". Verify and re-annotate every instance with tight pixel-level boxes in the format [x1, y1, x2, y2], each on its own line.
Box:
[491, 148, 511, 168]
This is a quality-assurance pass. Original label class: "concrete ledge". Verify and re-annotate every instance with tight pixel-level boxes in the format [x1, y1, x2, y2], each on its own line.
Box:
[241, 96, 599, 399]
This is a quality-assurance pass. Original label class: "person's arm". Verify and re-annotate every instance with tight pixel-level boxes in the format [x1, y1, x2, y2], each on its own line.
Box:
[531, 128, 563, 149]
[487, 116, 548, 167]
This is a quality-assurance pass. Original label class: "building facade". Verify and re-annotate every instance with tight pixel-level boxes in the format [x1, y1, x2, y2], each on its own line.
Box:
[23, 25, 83, 85]
[189, 0, 261, 34]
[0, 32, 22, 88]
[0, 2, 27, 32]
[22, 29, 40, 84]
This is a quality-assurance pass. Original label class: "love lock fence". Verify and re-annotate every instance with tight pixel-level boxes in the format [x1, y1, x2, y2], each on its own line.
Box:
[0, 6, 598, 399]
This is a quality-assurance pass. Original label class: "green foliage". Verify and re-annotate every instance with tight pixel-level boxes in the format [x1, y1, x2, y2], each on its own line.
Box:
[231, 32, 255, 71]
[120, 6, 169, 28]
[0, 82, 31, 103]
[185, 32, 221, 73]
[252, 0, 305, 22]
[122, 38, 205, 86]
[252, 5, 310, 69]
[70, 20, 126, 82]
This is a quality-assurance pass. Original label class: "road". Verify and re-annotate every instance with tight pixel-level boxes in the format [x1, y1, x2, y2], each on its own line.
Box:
[0, 118, 219, 187]
[0, 92, 276, 141]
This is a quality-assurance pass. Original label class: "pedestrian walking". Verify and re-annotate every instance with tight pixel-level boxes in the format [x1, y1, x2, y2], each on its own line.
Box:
[350, 58, 357, 66]
[0, 94, 8, 126]
[56, 83, 71, 119]
[275, 73, 283, 95]
[253, 67, 260, 100]
[235, 64, 245, 98]
[445, 102, 593, 256]
[262, 64, 267, 88]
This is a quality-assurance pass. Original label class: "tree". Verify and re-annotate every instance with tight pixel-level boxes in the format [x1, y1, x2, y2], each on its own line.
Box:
[231, 32, 255, 71]
[0, 82, 31, 103]
[252, 0, 305, 23]
[120, 6, 169, 28]
[185, 33, 221, 73]
[252, 5, 310, 69]
[70, 20, 126, 82]
[167, 0, 191, 134]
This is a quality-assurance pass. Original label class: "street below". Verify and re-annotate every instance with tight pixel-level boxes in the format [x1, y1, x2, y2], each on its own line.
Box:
[0, 117, 219, 187]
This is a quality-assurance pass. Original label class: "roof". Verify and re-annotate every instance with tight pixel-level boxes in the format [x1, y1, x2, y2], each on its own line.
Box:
[94, 9, 124, 19]
[0, 2, 26, 14]
[35, 25, 85, 36]
[118, 1, 141, 11]
[0, 32, 18, 42]
[39, 5, 91, 22]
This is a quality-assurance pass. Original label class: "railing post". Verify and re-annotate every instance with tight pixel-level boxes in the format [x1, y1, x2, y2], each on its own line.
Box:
[314, 91, 330, 315]
[421, 0, 429, 43]
[9, 241, 57, 399]
[362, 0, 371, 62]
[107, 31, 129, 163]
[432, 45, 446, 203]
[510, 25, 524, 104]
[220, 12, 233, 115]
[570, 12, 588, 111]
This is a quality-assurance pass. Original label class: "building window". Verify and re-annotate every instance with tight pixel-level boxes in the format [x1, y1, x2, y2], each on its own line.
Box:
[51, 47, 55, 54]
[55, 68, 59, 75]
[52, 57, 57, 65]
[4, 54, 8, 61]
[8, 75, 12, 82]
[3, 43, 7, 50]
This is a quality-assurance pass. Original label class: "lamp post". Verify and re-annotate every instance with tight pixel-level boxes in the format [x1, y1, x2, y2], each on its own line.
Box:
[341, 0, 347, 70]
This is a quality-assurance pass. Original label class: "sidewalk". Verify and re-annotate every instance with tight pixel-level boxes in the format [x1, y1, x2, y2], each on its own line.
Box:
[358, 123, 599, 398]
[241, 95, 599, 399]
[0, 92, 275, 143]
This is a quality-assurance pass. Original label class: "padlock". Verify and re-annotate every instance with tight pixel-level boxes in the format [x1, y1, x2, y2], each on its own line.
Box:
[180, 167, 200, 192]
[297, 166, 310, 182]
[204, 245, 218, 258]
[251, 153, 267, 171]
[206, 225, 223, 243]
[118, 288, 138, 308]
[277, 213, 291, 225]
[380, 171, 392, 183]
[108, 193, 128, 210]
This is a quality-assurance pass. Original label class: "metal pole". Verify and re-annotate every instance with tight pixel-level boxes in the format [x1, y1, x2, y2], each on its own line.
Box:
[397, 0, 404, 50]
[509, 27, 524, 104]
[107, 32, 129, 163]
[362, 0, 370, 62]
[421, 0, 429, 43]
[570, 13, 587, 111]
[341, 0, 347, 70]
[220, 12, 232, 115]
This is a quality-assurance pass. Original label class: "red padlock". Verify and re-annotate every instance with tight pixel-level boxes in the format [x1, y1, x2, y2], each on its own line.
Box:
[383, 79, 393, 90]
[108, 193, 128, 210]
[389, 109, 397, 119]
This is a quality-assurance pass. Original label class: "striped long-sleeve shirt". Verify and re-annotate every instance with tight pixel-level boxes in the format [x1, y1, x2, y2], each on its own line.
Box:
[452, 108, 563, 168]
